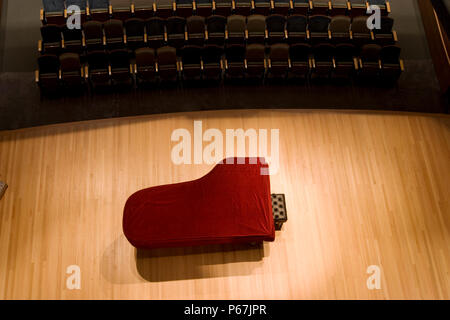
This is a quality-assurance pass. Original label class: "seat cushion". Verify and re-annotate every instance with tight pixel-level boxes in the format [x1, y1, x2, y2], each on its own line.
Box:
[123, 158, 275, 249]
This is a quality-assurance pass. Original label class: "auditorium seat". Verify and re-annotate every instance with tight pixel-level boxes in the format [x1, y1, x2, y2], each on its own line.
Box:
[311, 0, 331, 15]
[65, 0, 88, 25]
[133, 0, 154, 19]
[36, 54, 60, 92]
[309, 15, 331, 43]
[146, 17, 166, 48]
[110, 49, 133, 86]
[166, 16, 187, 49]
[110, 0, 133, 21]
[196, 0, 213, 17]
[330, 0, 349, 16]
[329, 15, 351, 43]
[125, 18, 146, 49]
[226, 15, 246, 45]
[367, 0, 390, 16]
[253, 0, 271, 16]
[135, 47, 157, 82]
[312, 43, 334, 77]
[41, 0, 66, 25]
[88, 0, 110, 22]
[62, 27, 84, 54]
[157, 46, 179, 81]
[292, 0, 311, 15]
[380, 45, 403, 82]
[214, 0, 233, 17]
[245, 43, 266, 79]
[39, 25, 62, 55]
[373, 16, 397, 45]
[187, 16, 206, 46]
[286, 15, 308, 44]
[268, 43, 290, 78]
[84, 21, 105, 51]
[289, 43, 311, 78]
[271, 0, 291, 16]
[104, 19, 126, 50]
[181, 45, 203, 80]
[206, 15, 227, 46]
[225, 44, 246, 78]
[349, 0, 367, 17]
[333, 43, 356, 77]
[234, 0, 253, 16]
[247, 14, 266, 44]
[60, 53, 84, 88]
[202, 45, 224, 79]
[86, 51, 111, 87]
[176, 0, 194, 17]
[266, 15, 286, 44]
[358, 43, 381, 78]
[351, 15, 373, 46]
[155, 0, 175, 18]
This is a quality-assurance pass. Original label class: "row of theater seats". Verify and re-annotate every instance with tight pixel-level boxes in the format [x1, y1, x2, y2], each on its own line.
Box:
[39, 14, 397, 55]
[41, 0, 391, 25]
[36, 42, 403, 93]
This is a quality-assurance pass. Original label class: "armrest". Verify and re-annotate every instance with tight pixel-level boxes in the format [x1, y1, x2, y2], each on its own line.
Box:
[212, 1, 216, 10]
[109, 5, 113, 15]
[193, 1, 197, 10]
[64, 9, 68, 19]
[225, 30, 229, 39]
[108, 65, 112, 76]
[309, 0, 313, 10]
[270, 0, 274, 9]
[386, 1, 391, 14]
[288, 58, 291, 68]
[264, 29, 268, 39]
[59, 69, 62, 80]
[131, 3, 135, 13]
[232, 0, 236, 10]
[155, 62, 159, 73]
[103, 35, 107, 46]
[353, 57, 359, 70]
[332, 57, 336, 69]
[205, 30, 209, 40]
[244, 59, 248, 69]
[124, 34, 127, 44]
[267, 58, 272, 69]
[328, 1, 332, 11]
[392, 30, 398, 42]
[35, 70, 40, 83]
[38, 40, 43, 53]
[173, 2, 177, 11]
[245, 29, 248, 39]
[251, 0, 255, 10]
[129, 64, 134, 74]
[399, 59, 405, 72]
[177, 61, 182, 72]
[40, 9, 45, 22]
[61, 39, 65, 49]
[284, 29, 288, 39]
[82, 34, 86, 47]
[153, 3, 157, 13]
[224, 59, 228, 69]
[289, 0, 293, 10]
[84, 66, 89, 78]
[144, 33, 148, 43]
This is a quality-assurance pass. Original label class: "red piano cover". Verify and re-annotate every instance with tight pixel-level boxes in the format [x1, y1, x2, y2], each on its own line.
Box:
[123, 158, 275, 249]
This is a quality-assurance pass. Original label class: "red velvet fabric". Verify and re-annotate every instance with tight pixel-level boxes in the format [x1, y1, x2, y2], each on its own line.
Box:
[123, 158, 275, 249]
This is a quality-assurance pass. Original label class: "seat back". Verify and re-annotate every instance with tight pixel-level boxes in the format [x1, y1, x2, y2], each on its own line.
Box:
[157, 46, 179, 80]
[187, 16, 206, 45]
[269, 43, 289, 77]
[135, 47, 156, 81]
[245, 43, 266, 77]
[202, 44, 223, 78]
[247, 14, 266, 43]
[182, 45, 202, 78]
[60, 53, 83, 86]
[125, 18, 145, 37]
[207, 15, 227, 45]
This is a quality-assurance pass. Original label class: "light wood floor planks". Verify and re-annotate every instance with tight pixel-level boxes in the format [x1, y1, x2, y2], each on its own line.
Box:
[0, 110, 449, 299]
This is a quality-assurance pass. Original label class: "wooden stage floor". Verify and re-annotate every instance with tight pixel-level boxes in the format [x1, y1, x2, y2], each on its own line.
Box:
[0, 110, 448, 299]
